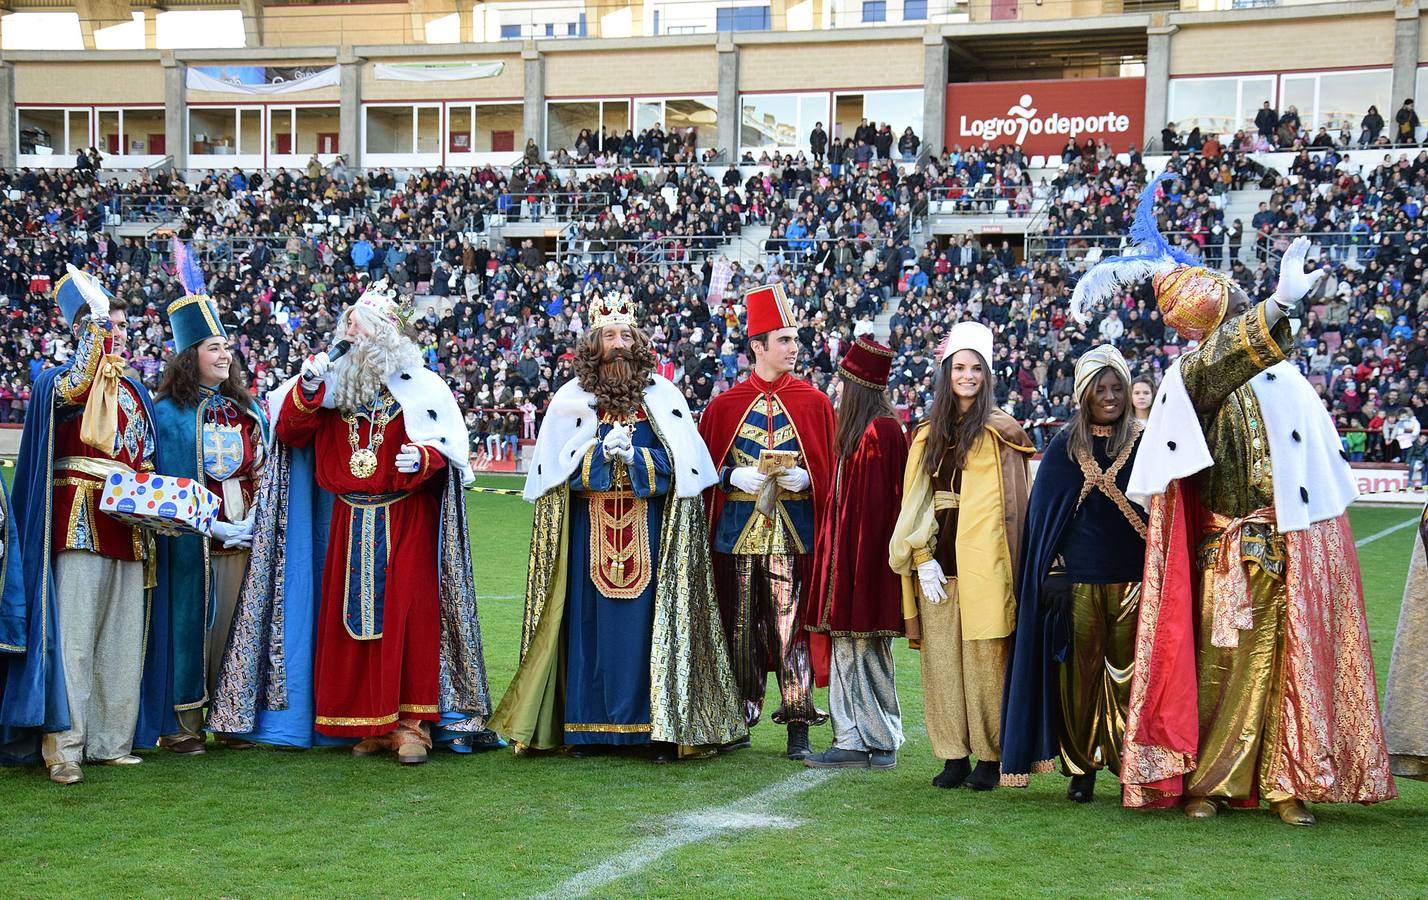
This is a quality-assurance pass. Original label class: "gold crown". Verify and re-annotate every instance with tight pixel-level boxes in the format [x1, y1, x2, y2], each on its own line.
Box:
[591, 292, 636, 330]
[354, 277, 415, 330]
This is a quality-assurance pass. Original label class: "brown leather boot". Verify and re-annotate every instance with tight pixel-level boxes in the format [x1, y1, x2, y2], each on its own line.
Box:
[394, 719, 432, 765]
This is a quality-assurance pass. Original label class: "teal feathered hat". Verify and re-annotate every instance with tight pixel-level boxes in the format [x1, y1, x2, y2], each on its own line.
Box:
[166, 238, 227, 352]
[53, 266, 113, 326]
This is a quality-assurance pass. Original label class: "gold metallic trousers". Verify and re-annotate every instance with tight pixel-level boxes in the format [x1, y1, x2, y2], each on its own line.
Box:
[1058, 582, 1139, 777]
[919, 578, 1008, 762]
[1187, 546, 1291, 803]
[720, 553, 827, 727]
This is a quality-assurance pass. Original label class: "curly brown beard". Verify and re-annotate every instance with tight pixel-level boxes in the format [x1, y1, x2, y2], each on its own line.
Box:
[573, 327, 657, 416]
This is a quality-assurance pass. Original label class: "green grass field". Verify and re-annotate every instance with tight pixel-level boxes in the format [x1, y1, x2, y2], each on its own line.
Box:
[2, 476, 1425, 898]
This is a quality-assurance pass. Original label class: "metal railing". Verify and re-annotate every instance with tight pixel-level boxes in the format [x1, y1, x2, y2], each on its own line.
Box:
[1026, 228, 1403, 268]
[927, 185, 1044, 219]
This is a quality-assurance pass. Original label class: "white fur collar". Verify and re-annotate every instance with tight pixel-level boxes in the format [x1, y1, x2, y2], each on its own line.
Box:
[271, 364, 473, 485]
[1128, 358, 1356, 531]
[524, 374, 716, 501]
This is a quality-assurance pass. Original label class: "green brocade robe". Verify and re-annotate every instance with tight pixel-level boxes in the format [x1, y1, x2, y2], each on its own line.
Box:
[489, 482, 743, 750]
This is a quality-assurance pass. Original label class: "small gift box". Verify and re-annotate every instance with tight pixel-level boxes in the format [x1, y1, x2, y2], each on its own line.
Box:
[99, 471, 220, 537]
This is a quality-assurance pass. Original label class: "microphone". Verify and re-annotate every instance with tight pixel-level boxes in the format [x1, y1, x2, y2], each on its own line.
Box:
[328, 339, 352, 362]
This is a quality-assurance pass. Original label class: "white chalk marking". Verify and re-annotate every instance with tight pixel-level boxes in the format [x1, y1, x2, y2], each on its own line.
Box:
[1356, 516, 1420, 548]
[542, 768, 837, 898]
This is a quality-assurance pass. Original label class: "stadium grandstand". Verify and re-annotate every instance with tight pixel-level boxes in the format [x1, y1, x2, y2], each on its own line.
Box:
[0, 0, 1426, 487]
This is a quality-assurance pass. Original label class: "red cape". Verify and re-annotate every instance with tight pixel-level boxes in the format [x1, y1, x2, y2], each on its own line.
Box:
[805, 416, 908, 649]
[699, 372, 836, 680]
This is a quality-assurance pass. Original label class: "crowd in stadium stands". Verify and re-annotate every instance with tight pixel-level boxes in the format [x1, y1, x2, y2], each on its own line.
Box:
[1, 133, 1426, 477]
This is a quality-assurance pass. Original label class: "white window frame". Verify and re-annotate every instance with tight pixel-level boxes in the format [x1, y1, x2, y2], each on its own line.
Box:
[1166, 74, 1276, 138]
[1278, 67, 1391, 134]
[267, 104, 342, 169]
[16, 106, 92, 167]
[446, 100, 527, 166]
[188, 105, 266, 170]
[544, 97, 632, 156]
[94, 106, 167, 168]
[738, 90, 829, 154]
[362, 102, 443, 166]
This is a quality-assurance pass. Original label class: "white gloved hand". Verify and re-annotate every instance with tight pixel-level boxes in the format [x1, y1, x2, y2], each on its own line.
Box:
[212, 512, 255, 549]
[1271, 236, 1327, 311]
[395, 443, 423, 474]
[67, 264, 109, 319]
[601, 424, 632, 458]
[300, 351, 331, 391]
[917, 559, 949, 605]
[775, 465, 811, 492]
[729, 466, 767, 494]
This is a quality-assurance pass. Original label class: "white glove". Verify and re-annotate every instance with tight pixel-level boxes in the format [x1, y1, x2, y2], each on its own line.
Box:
[67, 264, 109, 319]
[917, 559, 949, 605]
[395, 443, 423, 474]
[729, 466, 766, 494]
[601, 424, 632, 459]
[300, 351, 331, 391]
[1271, 236, 1327, 311]
[212, 512, 255, 549]
[775, 465, 811, 492]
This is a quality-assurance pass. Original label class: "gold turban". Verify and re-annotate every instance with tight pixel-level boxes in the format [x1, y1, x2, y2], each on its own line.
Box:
[1073, 344, 1132, 403]
[1152, 264, 1231, 342]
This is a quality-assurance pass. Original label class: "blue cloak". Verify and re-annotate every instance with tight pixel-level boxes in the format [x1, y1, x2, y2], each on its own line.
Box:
[1000, 428, 1146, 783]
[0, 363, 174, 763]
[153, 393, 268, 713]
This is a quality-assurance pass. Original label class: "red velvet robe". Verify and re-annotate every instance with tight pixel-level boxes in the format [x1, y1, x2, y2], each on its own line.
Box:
[698, 371, 836, 679]
[275, 383, 445, 737]
[805, 415, 908, 644]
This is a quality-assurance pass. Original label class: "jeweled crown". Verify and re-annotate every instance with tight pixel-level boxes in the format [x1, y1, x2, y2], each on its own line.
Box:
[591, 292, 636, 330]
[355, 277, 415, 330]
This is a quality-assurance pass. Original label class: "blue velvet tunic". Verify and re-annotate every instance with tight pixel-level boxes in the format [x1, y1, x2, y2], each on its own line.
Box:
[562, 412, 672, 745]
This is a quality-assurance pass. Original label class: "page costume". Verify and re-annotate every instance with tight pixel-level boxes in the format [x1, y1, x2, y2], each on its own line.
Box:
[1001, 346, 1147, 788]
[1074, 173, 1393, 815]
[490, 304, 740, 750]
[889, 323, 1033, 772]
[699, 284, 835, 733]
[155, 241, 269, 741]
[0, 269, 174, 770]
[804, 338, 907, 760]
[1384, 500, 1428, 781]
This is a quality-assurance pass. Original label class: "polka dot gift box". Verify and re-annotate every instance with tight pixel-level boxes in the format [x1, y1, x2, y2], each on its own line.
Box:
[99, 471, 221, 537]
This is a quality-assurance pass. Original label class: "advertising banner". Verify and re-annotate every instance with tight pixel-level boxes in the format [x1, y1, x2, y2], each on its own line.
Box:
[373, 61, 505, 82]
[188, 65, 340, 95]
[944, 77, 1146, 156]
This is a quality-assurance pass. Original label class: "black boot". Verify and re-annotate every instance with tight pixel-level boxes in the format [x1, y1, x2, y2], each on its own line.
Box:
[932, 757, 971, 789]
[650, 742, 678, 764]
[1067, 771, 1096, 803]
[786, 724, 812, 760]
[964, 759, 999, 791]
[719, 734, 752, 754]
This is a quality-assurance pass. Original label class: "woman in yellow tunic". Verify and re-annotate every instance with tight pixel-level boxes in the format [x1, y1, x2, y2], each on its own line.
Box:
[890, 321, 1033, 791]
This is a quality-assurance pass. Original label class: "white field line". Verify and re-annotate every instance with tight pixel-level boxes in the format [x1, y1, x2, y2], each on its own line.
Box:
[540, 768, 837, 898]
[1356, 516, 1420, 547]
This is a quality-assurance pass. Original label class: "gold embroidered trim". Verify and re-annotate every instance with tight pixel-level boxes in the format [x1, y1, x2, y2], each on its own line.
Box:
[398, 704, 439, 714]
[166, 295, 221, 335]
[289, 383, 320, 414]
[838, 369, 886, 390]
[588, 493, 652, 599]
[1089, 424, 1114, 437]
[1239, 313, 1268, 372]
[1258, 301, 1287, 363]
[564, 722, 653, 733]
[315, 712, 399, 727]
[1073, 432, 1147, 540]
[726, 489, 812, 502]
[581, 444, 597, 489]
[642, 447, 656, 496]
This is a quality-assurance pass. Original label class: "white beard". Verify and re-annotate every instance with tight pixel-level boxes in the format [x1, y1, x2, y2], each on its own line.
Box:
[331, 329, 423, 412]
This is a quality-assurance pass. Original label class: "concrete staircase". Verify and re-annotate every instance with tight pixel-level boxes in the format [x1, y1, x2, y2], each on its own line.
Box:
[1222, 188, 1273, 264]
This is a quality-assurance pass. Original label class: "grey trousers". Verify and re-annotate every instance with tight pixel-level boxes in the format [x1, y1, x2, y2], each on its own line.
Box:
[173, 551, 249, 739]
[828, 636, 904, 753]
[41, 551, 146, 766]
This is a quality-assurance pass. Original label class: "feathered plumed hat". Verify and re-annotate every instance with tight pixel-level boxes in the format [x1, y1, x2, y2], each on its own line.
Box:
[1070, 172, 1234, 342]
[166, 238, 227, 352]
